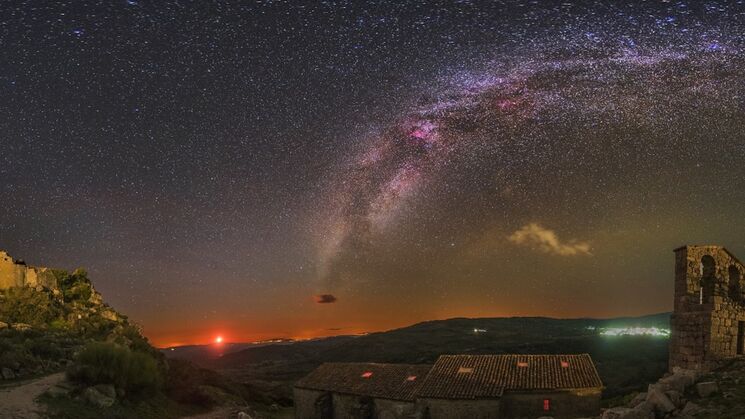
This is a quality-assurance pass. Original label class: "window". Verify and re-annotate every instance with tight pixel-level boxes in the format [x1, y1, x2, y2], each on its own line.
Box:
[700, 255, 716, 303]
[543, 399, 551, 411]
[457, 367, 473, 374]
[729, 266, 741, 302]
[517, 362, 528, 368]
[560, 361, 569, 368]
[406, 376, 417, 381]
[361, 372, 373, 378]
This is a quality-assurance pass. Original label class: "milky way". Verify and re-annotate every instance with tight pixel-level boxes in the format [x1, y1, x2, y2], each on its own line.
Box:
[3, 1, 745, 344]
[317, 9, 745, 292]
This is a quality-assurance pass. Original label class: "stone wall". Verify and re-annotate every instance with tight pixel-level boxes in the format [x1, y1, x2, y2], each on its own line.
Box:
[0, 251, 58, 291]
[293, 388, 330, 419]
[500, 388, 601, 419]
[373, 398, 418, 419]
[420, 398, 502, 419]
[670, 245, 745, 371]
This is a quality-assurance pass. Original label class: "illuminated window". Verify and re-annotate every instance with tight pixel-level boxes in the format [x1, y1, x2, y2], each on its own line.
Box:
[517, 362, 528, 368]
[361, 372, 373, 378]
[406, 376, 417, 381]
[561, 361, 569, 368]
[457, 367, 474, 374]
[543, 399, 551, 411]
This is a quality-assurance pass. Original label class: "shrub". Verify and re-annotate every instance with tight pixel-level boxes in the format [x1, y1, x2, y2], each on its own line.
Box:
[68, 342, 161, 398]
[0, 287, 63, 326]
[59, 270, 93, 303]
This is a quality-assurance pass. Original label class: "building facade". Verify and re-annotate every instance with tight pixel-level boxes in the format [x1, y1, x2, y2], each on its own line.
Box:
[669, 245, 745, 371]
[294, 354, 603, 419]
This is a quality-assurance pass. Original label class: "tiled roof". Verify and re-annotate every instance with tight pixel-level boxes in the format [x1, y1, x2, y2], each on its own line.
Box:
[417, 354, 602, 399]
[295, 362, 432, 401]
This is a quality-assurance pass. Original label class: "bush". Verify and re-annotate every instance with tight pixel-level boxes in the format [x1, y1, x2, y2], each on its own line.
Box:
[0, 287, 63, 326]
[58, 269, 93, 303]
[68, 342, 162, 398]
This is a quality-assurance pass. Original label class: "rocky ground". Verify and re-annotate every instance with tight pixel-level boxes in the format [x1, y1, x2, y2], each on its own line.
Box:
[601, 358, 745, 419]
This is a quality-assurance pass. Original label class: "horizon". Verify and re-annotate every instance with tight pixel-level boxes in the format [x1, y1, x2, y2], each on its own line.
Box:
[4, 1, 745, 348]
[156, 310, 673, 348]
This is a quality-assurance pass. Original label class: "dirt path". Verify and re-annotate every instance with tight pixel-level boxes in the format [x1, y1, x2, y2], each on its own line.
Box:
[0, 373, 65, 419]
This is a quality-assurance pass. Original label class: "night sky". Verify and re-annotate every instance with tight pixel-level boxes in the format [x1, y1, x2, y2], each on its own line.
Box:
[3, 1, 745, 347]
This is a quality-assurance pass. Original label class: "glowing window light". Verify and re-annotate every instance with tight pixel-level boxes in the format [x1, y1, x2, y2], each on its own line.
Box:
[407, 376, 417, 381]
[543, 399, 551, 411]
[517, 362, 529, 368]
[458, 367, 474, 374]
[361, 372, 373, 378]
[561, 361, 569, 368]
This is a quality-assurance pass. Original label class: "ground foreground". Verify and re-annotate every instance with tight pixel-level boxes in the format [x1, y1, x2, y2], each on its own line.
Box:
[0, 373, 65, 419]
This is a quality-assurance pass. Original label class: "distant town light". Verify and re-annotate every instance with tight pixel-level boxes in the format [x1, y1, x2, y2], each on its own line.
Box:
[599, 327, 670, 337]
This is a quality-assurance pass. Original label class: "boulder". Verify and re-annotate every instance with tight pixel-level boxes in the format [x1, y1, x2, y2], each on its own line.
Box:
[695, 381, 718, 398]
[657, 372, 692, 393]
[664, 389, 683, 407]
[237, 413, 254, 419]
[646, 388, 676, 415]
[629, 392, 647, 407]
[1, 367, 15, 380]
[680, 401, 702, 416]
[11, 323, 32, 331]
[0, 321, 8, 330]
[601, 407, 653, 419]
[94, 384, 116, 399]
[83, 386, 115, 408]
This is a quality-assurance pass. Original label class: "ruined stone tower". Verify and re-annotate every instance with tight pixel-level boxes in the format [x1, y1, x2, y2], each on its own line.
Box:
[669, 245, 745, 371]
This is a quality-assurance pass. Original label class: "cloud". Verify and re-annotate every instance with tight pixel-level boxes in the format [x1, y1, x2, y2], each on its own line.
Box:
[314, 294, 338, 304]
[508, 223, 591, 256]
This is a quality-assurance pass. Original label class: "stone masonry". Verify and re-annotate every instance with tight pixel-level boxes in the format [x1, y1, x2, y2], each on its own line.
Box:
[669, 245, 745, 371]
[0, 250, 58, 291]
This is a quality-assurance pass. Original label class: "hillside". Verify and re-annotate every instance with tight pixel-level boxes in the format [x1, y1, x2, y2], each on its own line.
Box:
[172, 314, 672, 406]
[0, 252, 252, 418]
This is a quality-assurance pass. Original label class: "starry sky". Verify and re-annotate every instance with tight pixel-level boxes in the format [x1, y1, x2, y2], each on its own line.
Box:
[3, 0, 745, 347]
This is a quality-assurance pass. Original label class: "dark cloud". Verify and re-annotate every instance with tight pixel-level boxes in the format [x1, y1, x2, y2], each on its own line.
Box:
[315, 294, 338, 304]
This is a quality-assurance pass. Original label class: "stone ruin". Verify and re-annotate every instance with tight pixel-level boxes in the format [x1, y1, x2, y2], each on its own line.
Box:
[669, 245, 745, 371]
[0, 250, 58, 291]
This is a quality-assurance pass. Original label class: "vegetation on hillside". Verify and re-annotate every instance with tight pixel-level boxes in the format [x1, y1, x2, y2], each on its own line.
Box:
[0, 268, 251, 418]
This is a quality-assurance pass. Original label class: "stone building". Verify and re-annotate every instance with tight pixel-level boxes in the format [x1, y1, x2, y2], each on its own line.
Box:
[294, 362, 431, 419]
[669, 245, 745, 371]
[0, 250, 57, 290]
[294, 354, 603, 419]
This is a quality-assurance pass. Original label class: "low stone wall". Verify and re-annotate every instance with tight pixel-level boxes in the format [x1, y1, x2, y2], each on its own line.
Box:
[421, 398, 501, 419]
[501, 389, 601, 419]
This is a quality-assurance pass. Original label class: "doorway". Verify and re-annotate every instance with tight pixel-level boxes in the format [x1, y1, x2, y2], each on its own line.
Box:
[738, 321, 744, 356]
